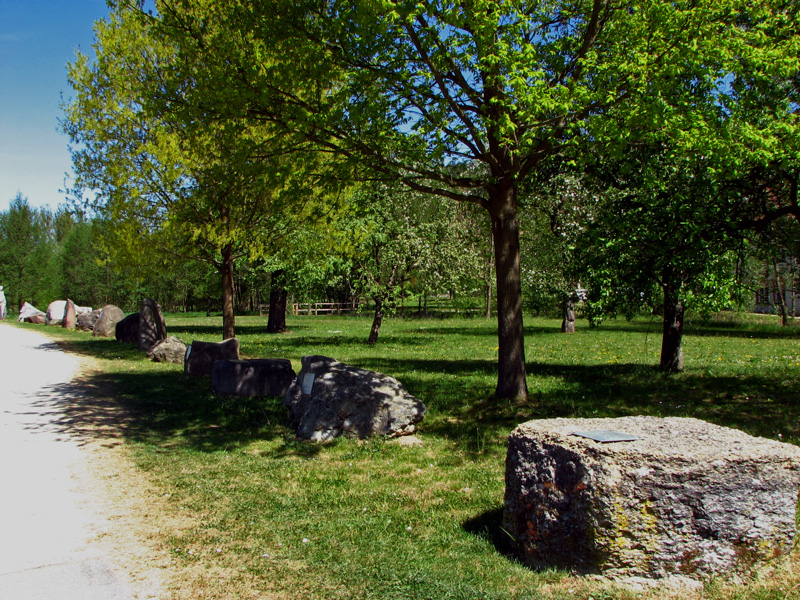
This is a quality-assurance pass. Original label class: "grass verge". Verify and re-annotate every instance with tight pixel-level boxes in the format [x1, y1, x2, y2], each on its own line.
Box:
[23, 312, 800, 599]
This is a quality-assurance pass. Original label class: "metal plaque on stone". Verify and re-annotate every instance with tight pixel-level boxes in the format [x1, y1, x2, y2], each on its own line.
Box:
[571, 430, 639, 443]
[301, 372, 316, 395]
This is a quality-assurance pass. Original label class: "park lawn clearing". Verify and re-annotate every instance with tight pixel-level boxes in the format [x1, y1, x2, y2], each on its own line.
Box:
[27, 312, 800, 600]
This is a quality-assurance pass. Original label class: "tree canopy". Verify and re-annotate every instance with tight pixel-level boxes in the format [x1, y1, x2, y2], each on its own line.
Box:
[130, 0, 796, 398]
[55, 0, 800, 397]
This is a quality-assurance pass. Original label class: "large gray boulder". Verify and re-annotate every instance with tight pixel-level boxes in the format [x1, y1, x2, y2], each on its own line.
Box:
[115, 313, 141, 344]
[18, 302, 45, 324]
[147, 336, 187, 364]
[184, 338, 240, 377]
[77, 309, 102, 331]
[138, 297, 167, 351]
[283, 355, 426, 442]
[44, 300, 67, 326]
[93, 305, 125, 337]
[503, 416, 800, 581]
[213, 359, 296, 398]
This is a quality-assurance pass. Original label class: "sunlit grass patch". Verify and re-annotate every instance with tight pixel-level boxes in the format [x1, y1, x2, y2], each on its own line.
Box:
[19, 311, 800, 599]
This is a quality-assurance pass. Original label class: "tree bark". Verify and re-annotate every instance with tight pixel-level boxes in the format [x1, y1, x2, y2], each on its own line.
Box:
[489, 180, 528, 400]
[266, 269, 287, 333]
[220, 244, 236, 340]
[660, 288, 684, 372]
[772, 258, 789, 326]
[367, 297, 384, 345]
[485, 237, 494, 319]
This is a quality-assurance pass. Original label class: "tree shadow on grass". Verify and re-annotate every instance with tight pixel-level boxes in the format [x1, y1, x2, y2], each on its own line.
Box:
[35, 367, 301, 453]
[169, 322, 315, 339]
[361, 357, 800, 452]
[38, 333, 800, 456]
[576, 317, 799, 340]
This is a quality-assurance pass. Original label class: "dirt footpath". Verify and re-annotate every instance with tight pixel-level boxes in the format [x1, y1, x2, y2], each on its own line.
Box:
[0, 323, 166, 600]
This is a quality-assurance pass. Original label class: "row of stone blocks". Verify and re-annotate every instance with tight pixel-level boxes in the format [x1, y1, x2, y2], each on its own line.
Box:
[503, 416, 800, 582]
[183, 339, 426, 441]
[182, 338, 293, 397]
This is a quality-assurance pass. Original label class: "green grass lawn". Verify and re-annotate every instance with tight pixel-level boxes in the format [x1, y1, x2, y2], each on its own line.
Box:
[26, 312, 800, 599]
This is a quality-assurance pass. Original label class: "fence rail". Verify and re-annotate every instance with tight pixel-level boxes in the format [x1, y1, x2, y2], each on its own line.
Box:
[292, 302, 357, 316]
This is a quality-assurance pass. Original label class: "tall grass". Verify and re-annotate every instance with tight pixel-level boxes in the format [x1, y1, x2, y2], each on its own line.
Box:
[27, 312, 800, 599]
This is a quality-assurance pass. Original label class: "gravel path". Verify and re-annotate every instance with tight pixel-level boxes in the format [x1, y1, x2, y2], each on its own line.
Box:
[0, 323, 133, 600]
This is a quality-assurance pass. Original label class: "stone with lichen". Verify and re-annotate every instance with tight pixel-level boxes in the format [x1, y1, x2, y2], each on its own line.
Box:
[503, 416, 800, 581]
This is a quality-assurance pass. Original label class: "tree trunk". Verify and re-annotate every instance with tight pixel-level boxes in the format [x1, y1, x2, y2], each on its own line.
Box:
[367, 297, 383, 345]
[660, 288, 684, 372]
[266, 269, 287, 333]
[488, 181, 528, 400]
[772, 258, 789, 326]
[220, 244, 236, 340]
[561, 295, 576, 333]
[485, 236, 494, 319]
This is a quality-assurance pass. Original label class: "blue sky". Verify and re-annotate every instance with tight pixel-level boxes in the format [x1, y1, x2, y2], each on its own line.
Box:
[0, 0, 110, 212]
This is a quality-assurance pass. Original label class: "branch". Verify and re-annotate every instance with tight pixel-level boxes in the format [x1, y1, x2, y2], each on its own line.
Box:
[404, 18, 491, 163]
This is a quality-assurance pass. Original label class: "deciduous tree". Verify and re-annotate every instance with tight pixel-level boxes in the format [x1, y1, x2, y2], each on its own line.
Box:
[576, 150, 747, 371]
[64, 5, 328, 339]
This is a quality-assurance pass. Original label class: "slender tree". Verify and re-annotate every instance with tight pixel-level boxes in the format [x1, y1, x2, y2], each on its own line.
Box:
[576, 149, 748, 371]
[64, 5, 329, 339]
[339, 183, 448, 344]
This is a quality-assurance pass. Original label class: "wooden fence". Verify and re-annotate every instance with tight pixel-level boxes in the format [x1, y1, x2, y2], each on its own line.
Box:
[291, 302, 357, 316]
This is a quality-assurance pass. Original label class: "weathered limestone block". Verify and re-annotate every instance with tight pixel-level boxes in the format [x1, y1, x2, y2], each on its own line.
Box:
[184, 338, 240, 377]
[62, 299, 77, 329]
[18, 302, 45, 324]
[138, 297, 167, 351]
[147, 336, 187, 364]
[115, 313, 141, 344]
[94, 305, 125, 337]
[77, 309, 102, 331]
[503, 416, 800, 581]
[213, 359, 296, 398]
[283, 355, 426, 442]
[45, 300, 67, 325]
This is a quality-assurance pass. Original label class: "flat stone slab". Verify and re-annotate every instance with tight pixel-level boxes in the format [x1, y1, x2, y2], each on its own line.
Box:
[503, 416, 800, 581]
[184, 338, 240, 377]
[138, 297, 166, 351]
[18, 302, 45, 324]
[212, 359, 296, 398]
